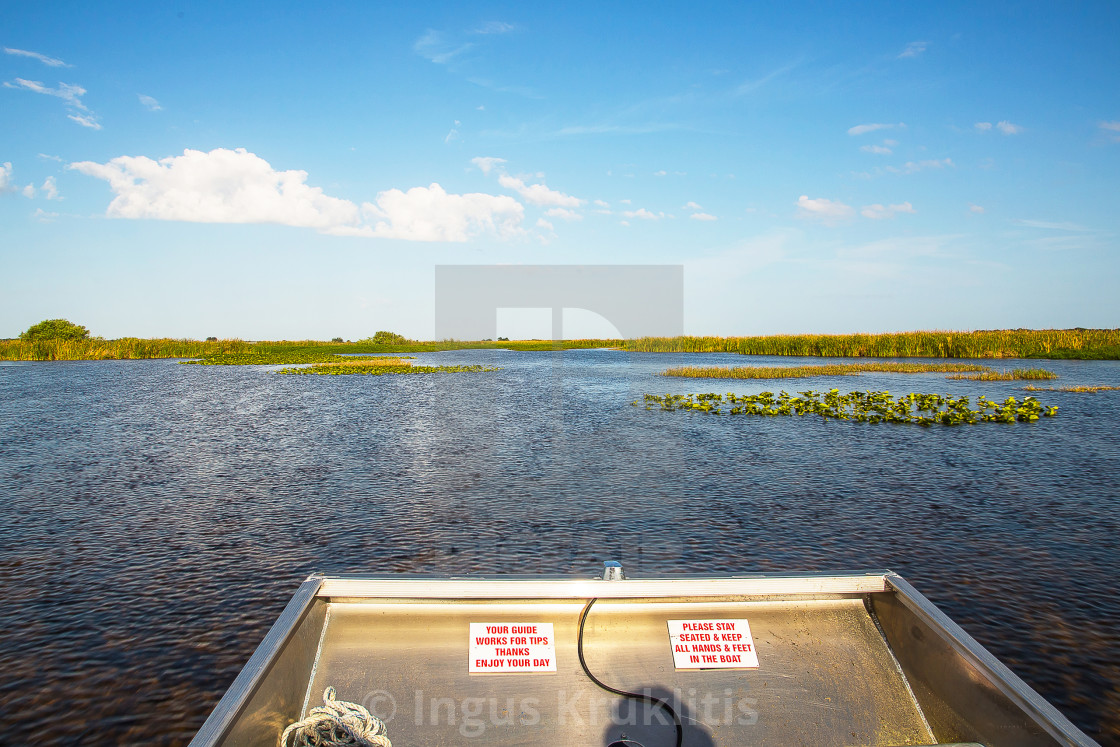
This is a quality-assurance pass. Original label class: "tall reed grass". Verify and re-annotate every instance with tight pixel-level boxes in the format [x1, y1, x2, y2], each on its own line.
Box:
[660, 362, 990, 380]
[0, 337, 254, 361]
[626, 329, 1120, 358]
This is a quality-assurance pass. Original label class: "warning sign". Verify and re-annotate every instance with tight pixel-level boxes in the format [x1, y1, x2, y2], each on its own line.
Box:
[468, 622, 557, 674]
[667, 619, 759, 669]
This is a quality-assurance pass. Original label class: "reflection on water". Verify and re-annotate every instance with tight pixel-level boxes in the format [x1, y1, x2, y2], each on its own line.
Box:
[1, 351, 1118, 744]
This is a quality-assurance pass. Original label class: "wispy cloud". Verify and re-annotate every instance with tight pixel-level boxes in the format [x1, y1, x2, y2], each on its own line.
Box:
[5, 78, 87, 108]
[41, 176, 59, 200]
[887, 158, 953, 174]
[138, 94, 161, 111]
[70, 147, 526, 242]
[860, 144, 892, 155]
[861, 201, 915, 219]
[68, 112, 101, 130]
[413, 30, 473, 65]
[622, 208, 665, 220]
[1014, 219, 1093, 232]
[975, 120, 1023, 135]
[897, 41, 927, 59]
[969, 204, 985, 214]
[4, 47, 70, 67]
[1100, 121, 1120, 142]
[545, 207, 581, 221]
[471, 156, 506, 174]
[0, 162, 14, 192]
[848, 122, 904, 136]
[796, 195, 853, 222]
[497, 173, 582, 208]
[5, 77, 101, 128]
[734, 61, 799, 96]
[472, 21, 515, 35]
[689, 212, 717, 221]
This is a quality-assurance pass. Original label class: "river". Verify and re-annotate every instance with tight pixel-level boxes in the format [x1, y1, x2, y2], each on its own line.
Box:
[1, 350, 1118, 744]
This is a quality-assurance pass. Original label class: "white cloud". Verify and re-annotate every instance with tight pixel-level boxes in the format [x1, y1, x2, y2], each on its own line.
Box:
[38, 153, 63, 162]
[22, 184, 36, 198]
[888, 158, 953, 174]
[32, 207, 59, 222]
[545, 207, 581, 221]
[138, 94, 161, 111]
[68, 113, 101, 130]
[619, 198, 631, 205]
[358, 184, 524, 241]
[897, 41, 927, 59]
[3, 47, 69, 67]
[621, 208, 664, 220]
[70, 147, 525, 242]
[535, 218, 553, 230]
[471, 156, 506, 174]
[860, 144, 892, 155]
[413, 30, 473, 64]
[593, 199, 609, 208]
[969, 204, 985, 214]
[473, 21, 515, 34]
[497, 173, 582, 207]
[1014, 219, 1093, 232]
[0, 162, 13, 192]
[5, 78, 88, 108]
[796, 195, 853, 220]
[883, 139, 899, 147]
[1100, 121, 1120, 142]
[976, 121, 1023, 135]
[653, 170, 667, 176]
[42, 176, 59, 200]
[689, 212, 717, 221]
[444, 128, 459, 144]
[861, 201, 915, 219]
[848, 122, 903, 136]
[683, 201, 703, 210]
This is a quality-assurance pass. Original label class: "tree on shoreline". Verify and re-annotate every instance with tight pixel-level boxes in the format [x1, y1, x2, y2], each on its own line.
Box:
[20, 319, 90, 342]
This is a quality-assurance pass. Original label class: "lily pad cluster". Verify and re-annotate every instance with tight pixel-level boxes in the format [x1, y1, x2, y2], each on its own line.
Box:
[634, 390, 1058, 426]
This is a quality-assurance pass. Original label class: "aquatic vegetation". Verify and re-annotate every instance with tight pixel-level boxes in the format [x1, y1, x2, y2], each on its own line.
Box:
[0, 337, 256, 361]
[1022, 385, 1120, 392]
[634, 390, 1058, 426]
[660, 362, 991, 380]
[626, 329, 1120, 359]
[278, 361, 497, 376]
[945, 368, 1058, 381]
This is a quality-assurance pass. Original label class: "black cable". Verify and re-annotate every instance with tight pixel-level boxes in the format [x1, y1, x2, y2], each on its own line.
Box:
[577, 597, 684, 747]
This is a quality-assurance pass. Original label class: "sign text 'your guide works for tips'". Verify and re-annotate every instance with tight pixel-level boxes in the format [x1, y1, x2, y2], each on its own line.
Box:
[469, 623, 557, 674]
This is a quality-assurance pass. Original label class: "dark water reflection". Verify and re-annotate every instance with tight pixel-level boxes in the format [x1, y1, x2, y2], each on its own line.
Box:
[1, 351, 1118, 744]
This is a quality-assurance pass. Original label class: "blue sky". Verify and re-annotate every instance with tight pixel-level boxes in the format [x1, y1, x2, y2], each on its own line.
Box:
[2, 1, 1118, 340]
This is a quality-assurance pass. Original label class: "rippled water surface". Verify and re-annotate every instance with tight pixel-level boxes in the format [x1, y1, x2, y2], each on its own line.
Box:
[1, 350, 1119, 744]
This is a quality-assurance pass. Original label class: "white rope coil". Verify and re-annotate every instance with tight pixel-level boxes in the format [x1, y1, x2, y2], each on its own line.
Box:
[280, 687, 392, 747]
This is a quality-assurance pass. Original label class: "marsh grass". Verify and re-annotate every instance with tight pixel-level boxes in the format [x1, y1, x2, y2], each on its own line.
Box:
[660, 362, 991, 380]
[636, 390, 1057, 425]
[278, 362, 498, 375]
[628, 329, 1120, 359]
[1022, 385, 1120, 392]
[0, 337, 254, 361]
[946, 368, 1058, 381]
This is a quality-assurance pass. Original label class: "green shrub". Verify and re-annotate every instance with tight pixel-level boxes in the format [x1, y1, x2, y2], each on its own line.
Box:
[20, 319, 90, 341]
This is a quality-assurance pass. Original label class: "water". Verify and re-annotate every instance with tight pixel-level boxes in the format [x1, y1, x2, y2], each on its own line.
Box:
[1, 350, 1118, 745]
